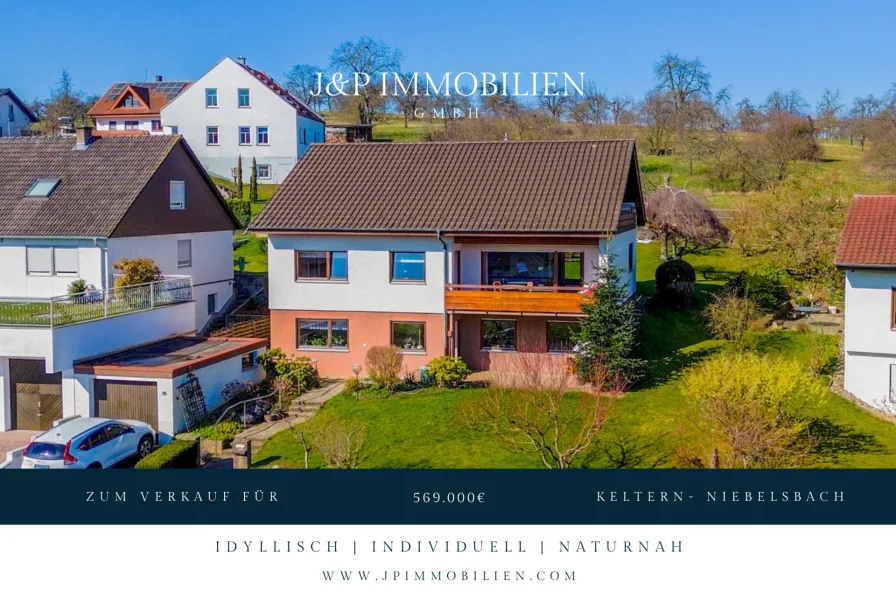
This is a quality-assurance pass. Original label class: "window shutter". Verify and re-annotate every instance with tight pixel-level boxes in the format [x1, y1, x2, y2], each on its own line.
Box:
[177, 239, 192, 268]
[169, 180, 186, 210]
[54, 248, 79, 275]
[26, 247, 52, 275]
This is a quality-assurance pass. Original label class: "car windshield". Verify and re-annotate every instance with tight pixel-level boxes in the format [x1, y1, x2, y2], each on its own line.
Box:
[24, 442, 65, 460]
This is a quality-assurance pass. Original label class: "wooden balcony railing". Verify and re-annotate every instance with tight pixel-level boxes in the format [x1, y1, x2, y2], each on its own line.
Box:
[445, 283, 587, 316]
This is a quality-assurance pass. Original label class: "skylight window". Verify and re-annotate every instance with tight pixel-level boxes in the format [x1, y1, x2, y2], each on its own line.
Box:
[25, 178, 60, 198]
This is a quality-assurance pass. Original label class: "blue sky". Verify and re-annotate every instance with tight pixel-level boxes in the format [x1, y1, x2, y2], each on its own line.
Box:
[6, 0, 894, 109]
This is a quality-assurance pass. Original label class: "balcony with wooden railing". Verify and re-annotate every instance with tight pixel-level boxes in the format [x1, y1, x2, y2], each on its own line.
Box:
[445, 283, 587, 316]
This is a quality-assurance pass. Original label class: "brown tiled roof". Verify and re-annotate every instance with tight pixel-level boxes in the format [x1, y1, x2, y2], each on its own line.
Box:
[0, 135, 181, 237]
[836, 195, 896, 268]
[238, 63, 325, 124]
[253, 140, 642, 234]
[88, 81, 191, 118]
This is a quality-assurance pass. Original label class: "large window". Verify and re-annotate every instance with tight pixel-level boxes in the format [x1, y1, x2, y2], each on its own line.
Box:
[484, 251, 583, 286]
[177, 239, 192, 268]
[481, 319, 516, 350]
[238, 88, 250, 107]
[169, 180, 185, 210]
[109, 121, 117, 130]
[257, 164, 271, 179]
[239, 126, 251, 145]
[257, 126, 269, 144]
[392, 322, 425, 352]
[295, 251, 347, 280]
[206, 126, 218, 145]
[298, 319, 348, 349]
[548, 321, 580, 353]
[151, 120, 162, 131]
[124, 121, 139, 130]
[391, 252, 425, 282]
[206, 88, 218, 107]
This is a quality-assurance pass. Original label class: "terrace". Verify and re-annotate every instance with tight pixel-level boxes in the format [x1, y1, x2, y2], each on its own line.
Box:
[0, 276, 193, 328]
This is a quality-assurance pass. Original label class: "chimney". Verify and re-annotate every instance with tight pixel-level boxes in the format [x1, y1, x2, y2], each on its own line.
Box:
[74, 124, 94, 150]
[237, 56, 247, 66]
[155, 75, 163, 82]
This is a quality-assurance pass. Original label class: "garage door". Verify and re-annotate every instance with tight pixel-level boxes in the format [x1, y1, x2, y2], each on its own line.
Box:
[10, 359, 62, 431]
[94, 380, 158, 430]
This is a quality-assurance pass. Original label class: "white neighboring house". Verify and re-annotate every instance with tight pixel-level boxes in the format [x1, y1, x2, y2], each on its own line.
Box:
[836, 195, 896, 411]
[0, 127, 256, 440]
[0, 88, 38, 137]
[88, 78, 191, 136]
[161, 56, 326, 184]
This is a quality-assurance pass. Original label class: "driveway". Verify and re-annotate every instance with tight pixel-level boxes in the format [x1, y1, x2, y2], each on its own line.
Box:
[0, 430, 37, 468]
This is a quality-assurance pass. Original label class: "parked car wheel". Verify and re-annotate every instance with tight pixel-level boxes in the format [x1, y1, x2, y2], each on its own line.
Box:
[137, 436, 154, 459]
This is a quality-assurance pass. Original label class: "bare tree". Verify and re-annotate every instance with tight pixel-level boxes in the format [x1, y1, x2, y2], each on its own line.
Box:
[608, 94, 635, 125]
[815, 87, 843, 139]
[764, 89, 809, 116]
[847, 94, 881, 149]
[539, 82, 573, 121]
[652, 52, 712, 113]
[30, 69, 94, 136]
[644, 184, 730, 259]
[459, 351, 611, 469]
[329, 36, 403, 124]
[639, 90, 676, 155]
[284, 63, 325, 112]
[313, 421, 367, 469]
[735, 98, 764, 132]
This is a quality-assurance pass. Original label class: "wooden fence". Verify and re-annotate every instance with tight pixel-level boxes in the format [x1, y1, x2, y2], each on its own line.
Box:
[209, 316, 270, 340]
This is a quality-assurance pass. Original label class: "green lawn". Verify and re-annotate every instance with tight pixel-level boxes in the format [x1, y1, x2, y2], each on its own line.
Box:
[254, 241, 896, 469]
[233, 233, 267, 273]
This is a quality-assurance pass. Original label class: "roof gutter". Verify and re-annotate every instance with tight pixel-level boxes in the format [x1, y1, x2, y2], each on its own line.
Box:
[835, 263, 896, 270]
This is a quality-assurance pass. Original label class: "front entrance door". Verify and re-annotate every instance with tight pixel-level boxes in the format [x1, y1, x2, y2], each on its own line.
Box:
[10, 359, 63, 431]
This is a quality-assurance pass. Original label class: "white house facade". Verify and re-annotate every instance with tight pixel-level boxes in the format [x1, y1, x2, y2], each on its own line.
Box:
[254, 140, 644, 378]
[0, 129, 247, 437]
[836, 195, 896, 411]
[0, 88, 38, 137]
[161, 57, 326, 184]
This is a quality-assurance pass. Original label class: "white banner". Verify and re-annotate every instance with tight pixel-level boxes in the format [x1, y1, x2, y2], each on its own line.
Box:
[0, 525, 888, 595]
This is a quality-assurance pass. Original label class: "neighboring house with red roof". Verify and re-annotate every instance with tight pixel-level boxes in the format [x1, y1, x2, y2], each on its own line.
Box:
[835, 195, 896, 409]
[0, 88, 39, 137]
[88, 77, 191, 136]
[252, 139, 644, 378]
[161, 56, 326, 184]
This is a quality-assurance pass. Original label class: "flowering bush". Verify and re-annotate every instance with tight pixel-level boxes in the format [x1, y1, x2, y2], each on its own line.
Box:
[579, 282, 599, 297]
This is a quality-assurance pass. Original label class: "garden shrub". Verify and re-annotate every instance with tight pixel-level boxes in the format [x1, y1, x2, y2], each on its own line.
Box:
[655, 259, 696, 308]
[427, 356, 472, 388]
[365, 345, 404, 390]
[195, 421, 242, 441]
[67, 278, 89, 298]
[704, 291, 760, 350]
[723, 264, 790, 311]
[227, 199, 251, 227]
[257, 348, 321, 392]
[679, 352, 827, 468]
[344, 377, 362, 394]
[113, 257, 162, 288]
[134, 439, 198, 469]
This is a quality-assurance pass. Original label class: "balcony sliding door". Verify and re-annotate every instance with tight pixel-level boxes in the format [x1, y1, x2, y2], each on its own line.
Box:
[482, 251, 583, 287]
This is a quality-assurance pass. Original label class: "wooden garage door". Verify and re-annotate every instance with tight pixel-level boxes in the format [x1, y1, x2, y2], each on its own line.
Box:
[95, 380, 158, 430]
[10, 359, 62, 431]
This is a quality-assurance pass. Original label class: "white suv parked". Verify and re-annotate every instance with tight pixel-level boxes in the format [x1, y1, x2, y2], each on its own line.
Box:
[22, 417, 156, 469]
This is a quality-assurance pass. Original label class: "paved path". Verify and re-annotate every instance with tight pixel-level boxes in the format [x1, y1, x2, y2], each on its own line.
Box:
[201, 380, 345, 468]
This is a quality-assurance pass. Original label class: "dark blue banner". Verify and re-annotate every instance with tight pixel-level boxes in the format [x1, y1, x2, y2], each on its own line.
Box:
[0, 469, 875, 525]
